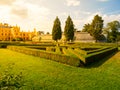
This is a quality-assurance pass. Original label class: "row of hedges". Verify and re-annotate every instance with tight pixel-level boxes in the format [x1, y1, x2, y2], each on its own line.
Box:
[0, 44, 7, 48]
[7, 46, 81, 67]
[62, 48, 78, 58]
[85, 47, 118, 65]
[68, 48, 86, 63]
[74, 47, 110, 56]
[64, 47, 118, 65]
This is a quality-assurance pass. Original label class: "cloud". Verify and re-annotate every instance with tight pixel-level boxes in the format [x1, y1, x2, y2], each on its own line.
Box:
[11, 6, 28, 19]
[103, 14, 120, 26]
[9, 0, 51, 31]
[66, 0, 80, 6]
[97, 0, 109, 2]
[0, 0, 16, 5]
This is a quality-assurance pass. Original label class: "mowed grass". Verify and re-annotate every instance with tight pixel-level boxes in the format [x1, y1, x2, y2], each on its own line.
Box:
[0, 49, 120, 90]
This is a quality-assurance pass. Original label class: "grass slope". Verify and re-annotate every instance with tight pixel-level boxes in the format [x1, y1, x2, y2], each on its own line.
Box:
[0, 49, 120, 90]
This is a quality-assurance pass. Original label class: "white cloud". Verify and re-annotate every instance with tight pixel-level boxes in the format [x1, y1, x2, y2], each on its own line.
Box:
[66, 0, 80, 6]
[103, 14, 120, 26]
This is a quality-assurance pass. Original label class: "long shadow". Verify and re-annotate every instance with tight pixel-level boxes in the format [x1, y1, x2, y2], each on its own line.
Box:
[85, 51, 118, 68]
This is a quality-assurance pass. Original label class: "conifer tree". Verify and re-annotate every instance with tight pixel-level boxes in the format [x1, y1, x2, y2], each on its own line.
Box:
[64, 16, 74, 41]
[52, 16, 62, 42]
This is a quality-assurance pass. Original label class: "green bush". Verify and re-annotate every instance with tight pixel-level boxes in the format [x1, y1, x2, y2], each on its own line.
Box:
[0, 63, 25, 90]
[7, 46, 81, 67]
[85, 47, 118, 65]
[46, 47, 55, 52]
[55, 47, 62, 54]
[0, 44, 7, 48]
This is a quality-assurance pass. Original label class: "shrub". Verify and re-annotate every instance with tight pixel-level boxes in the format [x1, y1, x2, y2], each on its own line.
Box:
[55, 47, 62, 54]
[0, 44, 7, 48]
[85, 47, 118, 65]
[0, 63, 25, 90]
[7, 46, 81, 67]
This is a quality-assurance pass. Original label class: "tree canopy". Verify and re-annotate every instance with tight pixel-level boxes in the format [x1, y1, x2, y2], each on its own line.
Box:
[89, 15, 104, 42]
[52, 16, 62, 42]
[82, 23, 91, 32]
[104, 20, 120, 42]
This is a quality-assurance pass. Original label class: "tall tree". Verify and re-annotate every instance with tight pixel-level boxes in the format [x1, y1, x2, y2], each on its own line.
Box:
[52, 16, 62, 42]
[82, 23, 91, 32]
[64, 16, 74, 41]
[89, 14, 104, 42]
[105, 21, 120, 42]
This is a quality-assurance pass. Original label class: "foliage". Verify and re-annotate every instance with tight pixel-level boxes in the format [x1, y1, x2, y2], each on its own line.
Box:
[85, 47, 118, 65]
[88, 15, 104, 42]
[7, 46, 81, 67]
[64, 16, 74, 41]
[0, 63, 25, 90]
[82, 23, 91, 32]
[52, 16, 62, 42]
[104, 21, 120, 42]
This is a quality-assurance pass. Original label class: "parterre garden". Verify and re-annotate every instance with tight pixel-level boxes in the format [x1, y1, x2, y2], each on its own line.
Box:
[6, 42, 118, 67]
[0, 41, 120, 90]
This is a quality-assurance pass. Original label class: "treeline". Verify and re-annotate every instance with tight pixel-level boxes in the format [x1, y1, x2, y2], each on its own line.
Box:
[52, 15, 120, 43]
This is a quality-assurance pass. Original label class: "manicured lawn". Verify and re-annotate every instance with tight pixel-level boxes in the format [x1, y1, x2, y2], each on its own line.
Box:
[0, 49, 120, 90]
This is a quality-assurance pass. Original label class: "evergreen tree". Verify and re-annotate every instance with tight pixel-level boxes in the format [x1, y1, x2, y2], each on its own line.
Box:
[89, 15, 104, 42]
[64, 16, 74, 41]
[52, 16, 62, 42]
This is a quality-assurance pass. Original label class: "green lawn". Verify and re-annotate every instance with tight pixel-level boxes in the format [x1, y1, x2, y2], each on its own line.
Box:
[0, 49, 120, 90]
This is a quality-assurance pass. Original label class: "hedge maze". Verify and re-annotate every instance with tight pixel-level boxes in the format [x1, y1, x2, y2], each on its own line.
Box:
[6, 42, 118, 67]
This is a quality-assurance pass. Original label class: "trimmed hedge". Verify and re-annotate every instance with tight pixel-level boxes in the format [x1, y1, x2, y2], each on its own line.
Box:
[66, 47, 118, 65]
[62, 48, 78, 58]
[68, 48, 86, 63]
[55, 47, 62, 54]
[85, 47, 118, 65]
[7, 46, 81, 67]
[0, 44, 7, 48]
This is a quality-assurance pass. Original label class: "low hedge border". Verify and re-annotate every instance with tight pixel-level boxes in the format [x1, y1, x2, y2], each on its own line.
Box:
[0, 44, 7, 48]
[85, 47, 118, 65]
[7, 46, 82, 67]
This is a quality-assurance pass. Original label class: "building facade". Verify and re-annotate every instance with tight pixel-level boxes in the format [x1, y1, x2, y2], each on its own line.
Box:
[0, 23, 37, 41]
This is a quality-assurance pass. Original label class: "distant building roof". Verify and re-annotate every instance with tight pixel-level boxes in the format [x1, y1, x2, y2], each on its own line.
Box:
[75, 32, 94, 40]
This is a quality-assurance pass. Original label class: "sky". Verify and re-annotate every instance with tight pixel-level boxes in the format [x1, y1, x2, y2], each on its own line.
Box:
[0, 0, 120, 33]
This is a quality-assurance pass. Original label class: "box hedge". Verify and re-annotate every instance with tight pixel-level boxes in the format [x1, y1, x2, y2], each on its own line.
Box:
[85, 47, 118, 65]
[7, 46, 81, 67]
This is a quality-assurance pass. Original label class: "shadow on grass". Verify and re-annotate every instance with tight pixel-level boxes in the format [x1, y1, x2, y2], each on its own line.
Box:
[85, 51, 118, 68]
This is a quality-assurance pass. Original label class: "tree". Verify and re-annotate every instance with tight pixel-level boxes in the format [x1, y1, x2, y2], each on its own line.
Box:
[104, 21, 120, 42]
[89, 15, 104, 42]
[64, 16, 74, 41]
[52, 16, 62, 42]
[82, 23, 91, 32]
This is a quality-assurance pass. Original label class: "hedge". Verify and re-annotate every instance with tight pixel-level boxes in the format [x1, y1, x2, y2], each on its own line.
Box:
[0, 44, 7, 48]
[68, 48, 86, 63]
[85, 47, 118, 65]
[55, 47, 62, 54]
[7, 46, 81, 67]
[62, 48, 78, 58]
[65, 47, 118, 65]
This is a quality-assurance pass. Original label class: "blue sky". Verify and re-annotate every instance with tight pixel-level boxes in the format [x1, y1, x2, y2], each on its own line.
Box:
[0, 0, 120, 33]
